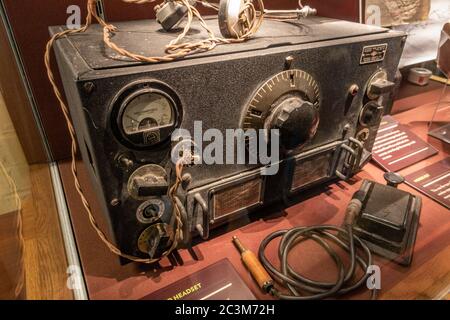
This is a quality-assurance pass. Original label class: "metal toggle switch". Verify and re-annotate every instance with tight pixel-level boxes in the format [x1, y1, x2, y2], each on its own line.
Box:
[367, 70, 395, 100]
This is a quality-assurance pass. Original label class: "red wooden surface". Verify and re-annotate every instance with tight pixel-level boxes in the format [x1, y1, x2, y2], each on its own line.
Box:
[58, 89, 450, 300]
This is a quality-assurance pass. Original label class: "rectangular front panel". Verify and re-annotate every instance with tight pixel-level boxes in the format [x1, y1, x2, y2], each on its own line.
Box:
[53, 17, 405, 259]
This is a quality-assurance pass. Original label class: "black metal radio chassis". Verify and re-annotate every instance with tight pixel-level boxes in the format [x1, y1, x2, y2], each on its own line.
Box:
[51, 16, 405, 261]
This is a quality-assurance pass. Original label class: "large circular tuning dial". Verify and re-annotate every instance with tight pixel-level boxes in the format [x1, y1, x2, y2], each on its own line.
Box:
[242, 69, 320, 150]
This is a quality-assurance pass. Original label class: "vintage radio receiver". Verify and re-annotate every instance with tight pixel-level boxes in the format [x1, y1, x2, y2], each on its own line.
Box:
[51, 16, 405, 261]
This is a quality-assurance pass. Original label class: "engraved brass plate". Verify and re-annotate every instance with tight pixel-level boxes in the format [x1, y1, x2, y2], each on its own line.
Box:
[291, 152, 333, 192]
[212, 178, 263, 220]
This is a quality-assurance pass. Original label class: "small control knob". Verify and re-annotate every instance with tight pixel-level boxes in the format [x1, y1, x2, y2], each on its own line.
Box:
[267, 96, 319, 150]
[136, 197, 168, 224]
[147, 224, 172, 259]
[137, 223, 174, 259]
[384, 172, 405, 188]
[131, 175, 168, 197]
[127, 165, 168, 199]
[367, 70, 395, 100]
[143, 203, 161, 220]
[360, 101, 383, 127]
[369, 78, 395, 97]
[116, 154, 134, 170]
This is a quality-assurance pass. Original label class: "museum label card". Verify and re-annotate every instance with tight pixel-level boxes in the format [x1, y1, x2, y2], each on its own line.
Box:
[372, 116, 438, 172]
[142, 258, 256, 300]
[404, 158, 450, 210]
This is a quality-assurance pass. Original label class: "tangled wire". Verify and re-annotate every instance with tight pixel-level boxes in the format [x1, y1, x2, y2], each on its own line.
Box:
[97, 0, 265, 62]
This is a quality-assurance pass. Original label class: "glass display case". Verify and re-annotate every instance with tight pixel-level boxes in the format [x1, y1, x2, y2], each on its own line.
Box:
[428, 21, 450, 143]
[428, 82, 450, 143]
[0, 93, 27, 299]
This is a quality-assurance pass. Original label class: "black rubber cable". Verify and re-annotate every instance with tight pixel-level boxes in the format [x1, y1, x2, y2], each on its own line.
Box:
[258, 225, 376, 300]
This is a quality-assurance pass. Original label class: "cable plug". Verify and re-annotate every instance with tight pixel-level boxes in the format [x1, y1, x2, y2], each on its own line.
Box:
[343, 190, 364, 226]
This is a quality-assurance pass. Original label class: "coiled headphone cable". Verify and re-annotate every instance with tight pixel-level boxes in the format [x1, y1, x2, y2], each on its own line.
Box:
[259, 192, 377, 300]
[234, 192, 377, 300]
[259, 224, 376, 300]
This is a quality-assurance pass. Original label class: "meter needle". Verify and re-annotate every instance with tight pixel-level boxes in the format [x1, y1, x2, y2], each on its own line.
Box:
[126, 115, 139, 123]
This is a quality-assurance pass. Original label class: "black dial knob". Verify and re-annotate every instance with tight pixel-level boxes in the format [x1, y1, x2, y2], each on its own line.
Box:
[137, 223, 174, 259]
[360, 101, 383, 127]
[127, 165, 168, 199]
[146, 224, 172, 259]
[242, 69, 320, 151]
[267, 96, 319, 150]
[384, 172, 405, 188]
[131, 175, 168, 197]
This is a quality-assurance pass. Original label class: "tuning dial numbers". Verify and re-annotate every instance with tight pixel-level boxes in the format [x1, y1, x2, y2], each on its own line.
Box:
[242, 69, 321, 149]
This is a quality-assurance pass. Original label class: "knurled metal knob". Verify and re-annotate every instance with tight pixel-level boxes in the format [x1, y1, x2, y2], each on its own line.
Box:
[384, 172, 405, 188]
[270, 97, 319, 150]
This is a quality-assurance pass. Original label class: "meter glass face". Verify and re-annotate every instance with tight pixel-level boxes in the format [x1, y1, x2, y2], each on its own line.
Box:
[121, 92, 174, 135]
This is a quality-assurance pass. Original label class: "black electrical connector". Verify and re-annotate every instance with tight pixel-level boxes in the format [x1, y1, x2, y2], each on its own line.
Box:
[350, 173, 422, 266]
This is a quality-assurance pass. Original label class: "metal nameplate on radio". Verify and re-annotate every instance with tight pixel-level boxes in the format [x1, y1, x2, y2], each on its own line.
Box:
[291, 152, 334, 192]
[290, 144, 339, 192]
[211, 177, 263, 220]
[360, 43, 388, 65]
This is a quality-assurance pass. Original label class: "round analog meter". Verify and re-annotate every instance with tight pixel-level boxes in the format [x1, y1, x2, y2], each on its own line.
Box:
[112, 81, 182, 149]
[122, 92, 174, 135]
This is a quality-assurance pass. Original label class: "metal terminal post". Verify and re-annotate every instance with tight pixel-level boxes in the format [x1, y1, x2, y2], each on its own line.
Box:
[232, 235, 247, 254]
[264, 6, 317, 19]
[219, 0, 317, 38]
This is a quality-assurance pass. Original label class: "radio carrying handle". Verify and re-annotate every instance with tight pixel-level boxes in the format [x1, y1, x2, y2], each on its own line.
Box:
[335, 137, 364, 181]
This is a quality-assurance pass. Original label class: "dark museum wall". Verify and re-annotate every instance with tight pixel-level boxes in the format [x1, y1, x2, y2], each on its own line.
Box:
[1, 0, 362, 163]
